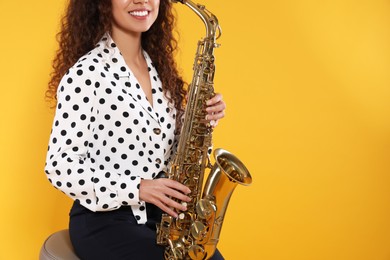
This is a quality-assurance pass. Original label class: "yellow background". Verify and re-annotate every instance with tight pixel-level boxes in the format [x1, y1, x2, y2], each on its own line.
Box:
[0, 0, 389, 259]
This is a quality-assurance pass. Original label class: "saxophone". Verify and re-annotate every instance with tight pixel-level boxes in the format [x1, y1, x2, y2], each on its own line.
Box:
[156, 1, 252, 259]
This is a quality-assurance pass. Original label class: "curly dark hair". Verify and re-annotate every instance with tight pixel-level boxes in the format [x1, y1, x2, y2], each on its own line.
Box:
[47, 0, 186, 128]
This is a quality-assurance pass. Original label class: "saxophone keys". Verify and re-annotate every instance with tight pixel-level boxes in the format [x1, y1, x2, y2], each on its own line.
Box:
[190, 220, 207, 241]
[196, 199, 215, 220]
[188, 244, 206, 260]
[167, 242, 185, 260]
[176, 212, 191, 226]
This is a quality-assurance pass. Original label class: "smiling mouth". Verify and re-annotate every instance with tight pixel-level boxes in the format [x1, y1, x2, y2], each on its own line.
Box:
[129, 10, 149, 17]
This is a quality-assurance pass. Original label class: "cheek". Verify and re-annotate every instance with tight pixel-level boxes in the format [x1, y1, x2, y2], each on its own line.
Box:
[152, 0, 160, 9]
[111, 0, 129, 23]
[112, 0, 130, 9]
[153, 0, 161, 16]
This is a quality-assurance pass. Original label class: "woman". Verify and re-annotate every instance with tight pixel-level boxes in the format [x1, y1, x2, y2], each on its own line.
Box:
[45, 0, 226, 259]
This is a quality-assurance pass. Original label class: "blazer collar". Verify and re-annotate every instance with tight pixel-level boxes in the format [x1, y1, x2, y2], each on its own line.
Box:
[96, 33, 168, 125]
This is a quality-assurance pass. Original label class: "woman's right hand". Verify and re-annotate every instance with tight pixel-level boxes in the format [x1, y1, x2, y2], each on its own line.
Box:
[139, 178, 192, 218]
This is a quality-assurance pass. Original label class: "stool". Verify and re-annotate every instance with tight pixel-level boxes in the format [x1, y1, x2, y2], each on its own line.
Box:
[40, 229, 80, 260]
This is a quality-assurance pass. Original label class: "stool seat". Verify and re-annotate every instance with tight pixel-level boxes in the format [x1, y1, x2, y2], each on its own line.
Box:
[40, 229, 80, 260]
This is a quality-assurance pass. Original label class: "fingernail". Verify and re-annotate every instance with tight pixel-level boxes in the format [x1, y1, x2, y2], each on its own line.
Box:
[205, 115, 209, 120]
[206, 100, 211, 105]
[210, 120, 216, 126]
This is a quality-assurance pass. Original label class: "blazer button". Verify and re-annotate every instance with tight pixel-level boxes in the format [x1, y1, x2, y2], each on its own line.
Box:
[153, 128, 161, 135]
[156, 158, 162, 164]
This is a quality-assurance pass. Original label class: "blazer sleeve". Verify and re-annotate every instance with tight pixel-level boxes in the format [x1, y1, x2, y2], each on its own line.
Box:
[44, 65, 142, 211]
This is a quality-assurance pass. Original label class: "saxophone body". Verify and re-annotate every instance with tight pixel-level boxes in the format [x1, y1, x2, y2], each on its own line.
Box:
[156, 1, 252, 259]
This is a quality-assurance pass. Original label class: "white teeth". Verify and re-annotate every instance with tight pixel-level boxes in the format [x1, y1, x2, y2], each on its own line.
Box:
[130, 11, 148, 17]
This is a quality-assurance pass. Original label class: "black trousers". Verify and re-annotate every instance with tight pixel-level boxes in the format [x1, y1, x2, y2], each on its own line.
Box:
[69, 201, 224, 260]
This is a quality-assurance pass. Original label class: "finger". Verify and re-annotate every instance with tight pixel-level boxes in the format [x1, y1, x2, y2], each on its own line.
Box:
[210, 119, 219, 128]
[160, 195, 188, 211]
[205, 101, 226, 114]
[163, 179, 191, 194]
[206, 93, 223, 106]
[155, 201, 178, 218]
[151, 194, 185, 216]
[206, 110, 225, 121]
[165, 188, 191, 202]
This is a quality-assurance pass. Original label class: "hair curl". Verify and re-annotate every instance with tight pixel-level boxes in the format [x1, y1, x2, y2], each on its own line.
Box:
[47, 0, 186, 129]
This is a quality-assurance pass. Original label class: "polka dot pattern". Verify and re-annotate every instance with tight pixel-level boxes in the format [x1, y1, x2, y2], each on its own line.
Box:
[45, 34, 177, 224]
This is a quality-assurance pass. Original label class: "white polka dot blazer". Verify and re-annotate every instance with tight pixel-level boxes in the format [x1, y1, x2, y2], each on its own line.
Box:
[45, 34, 177, 224]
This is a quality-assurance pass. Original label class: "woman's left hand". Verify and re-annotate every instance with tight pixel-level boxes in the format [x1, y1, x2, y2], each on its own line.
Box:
[205, 93, 226, 127]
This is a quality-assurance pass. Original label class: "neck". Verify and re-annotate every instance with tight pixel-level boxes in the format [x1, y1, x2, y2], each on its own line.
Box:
[111, 25, 144, 65]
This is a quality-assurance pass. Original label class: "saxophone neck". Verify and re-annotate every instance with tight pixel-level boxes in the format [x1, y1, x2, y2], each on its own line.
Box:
[172, 0, 222, 41]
